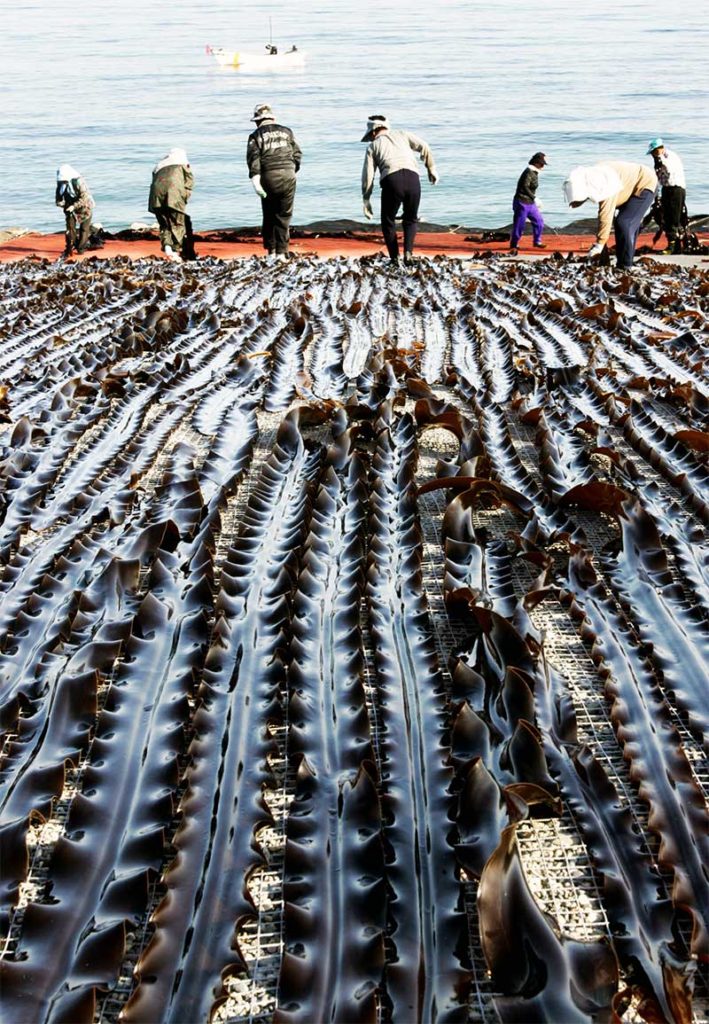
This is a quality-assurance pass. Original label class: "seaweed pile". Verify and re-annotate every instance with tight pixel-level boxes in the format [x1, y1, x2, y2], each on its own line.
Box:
[0, 253, 707, 1024]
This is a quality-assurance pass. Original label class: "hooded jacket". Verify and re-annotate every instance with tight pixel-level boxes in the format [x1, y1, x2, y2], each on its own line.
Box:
[246, 121, 302, 178]
[149, 151, 194, 214]
[55, 166, 94, 220]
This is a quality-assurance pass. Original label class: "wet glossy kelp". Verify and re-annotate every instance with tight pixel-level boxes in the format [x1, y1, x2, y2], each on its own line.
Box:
[0, 253, 707, 1023]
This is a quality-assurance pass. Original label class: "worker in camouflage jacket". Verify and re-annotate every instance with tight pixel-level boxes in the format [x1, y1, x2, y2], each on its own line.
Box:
[246, 103, 302, 259]
[55, 164, 95, 257]
[148, 148, 194, 262]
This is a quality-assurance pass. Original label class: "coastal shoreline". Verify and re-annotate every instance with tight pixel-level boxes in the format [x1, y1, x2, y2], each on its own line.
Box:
[2, 227, 708, 265]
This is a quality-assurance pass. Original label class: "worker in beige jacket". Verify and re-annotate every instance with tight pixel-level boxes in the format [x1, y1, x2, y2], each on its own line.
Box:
[563, 161, 657, 268]
[361, 114, 438, 265]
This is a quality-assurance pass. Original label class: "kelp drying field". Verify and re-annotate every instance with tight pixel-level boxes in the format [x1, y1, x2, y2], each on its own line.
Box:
[0, 253, 707, 1024]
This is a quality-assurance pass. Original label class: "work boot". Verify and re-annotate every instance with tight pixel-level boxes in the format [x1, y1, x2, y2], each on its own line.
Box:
[533, 242, 547, 249]
[275, 253, 287, 263]
[404, 252, 416, 265]
[508, 247, 519, 256]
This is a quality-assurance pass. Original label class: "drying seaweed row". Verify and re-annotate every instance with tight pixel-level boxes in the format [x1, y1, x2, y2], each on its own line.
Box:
[0, 252, 707, 1024]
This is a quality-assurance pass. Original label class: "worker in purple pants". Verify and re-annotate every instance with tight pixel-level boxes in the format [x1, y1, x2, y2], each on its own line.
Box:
[509, 151, 548, 253]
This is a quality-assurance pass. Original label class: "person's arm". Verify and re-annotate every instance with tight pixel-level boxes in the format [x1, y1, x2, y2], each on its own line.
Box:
[361, 147, 375, 218]
[291, 133, 302, 172]
[405, 131, 438, 182]
[596, 196, 617, 246]
[55, 183, 65, 207]
[246, 132, 261, 177]
[183, 167, 194, 202]
[361, 146, 375, 201]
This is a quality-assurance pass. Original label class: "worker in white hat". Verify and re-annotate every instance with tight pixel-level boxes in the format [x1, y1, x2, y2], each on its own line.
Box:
[360, 114, 439, 265]
[148, 148, 194, 262]
[563, 160, 657, 268]
[55, 164, 95, 257]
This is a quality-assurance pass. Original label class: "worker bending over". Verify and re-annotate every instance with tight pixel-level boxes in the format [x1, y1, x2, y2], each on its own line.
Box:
[148, 148, 194, 262]
[56, 165, 95, 257]
[563, 161, 657, 268]
[361, 115, 438, 265]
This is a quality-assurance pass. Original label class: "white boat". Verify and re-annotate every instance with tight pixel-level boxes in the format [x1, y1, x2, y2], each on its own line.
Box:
[206, 45, 305, 70]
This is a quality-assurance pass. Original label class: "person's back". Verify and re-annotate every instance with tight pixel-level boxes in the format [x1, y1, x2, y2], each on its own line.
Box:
[247, 121, 301, 177]
[149, 163, 193, 213]
[367, 129, 432, 180]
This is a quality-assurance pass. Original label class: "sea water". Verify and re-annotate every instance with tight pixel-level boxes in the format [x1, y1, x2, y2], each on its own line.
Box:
[3, 0, 707, 233]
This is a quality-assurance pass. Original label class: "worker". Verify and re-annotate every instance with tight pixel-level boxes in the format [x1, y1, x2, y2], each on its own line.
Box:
[246, 103, 302, 261]
[509, 151, 548, 254]
[646, 137, 686, 254]
[360, 114, 438, 266]
[148, 148, 194, 262]
[55, 165, 95, 257]
[563, 161, 657, 269]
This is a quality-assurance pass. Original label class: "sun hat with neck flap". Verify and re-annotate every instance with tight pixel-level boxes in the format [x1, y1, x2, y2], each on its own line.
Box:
[361, 115, 390, 142]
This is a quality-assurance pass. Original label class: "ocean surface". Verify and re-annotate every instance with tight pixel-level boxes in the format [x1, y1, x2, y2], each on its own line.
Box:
[3, 0, 708, 233]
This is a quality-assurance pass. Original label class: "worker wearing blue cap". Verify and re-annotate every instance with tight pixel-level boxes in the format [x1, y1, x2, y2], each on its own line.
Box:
[647, 138, 686, 253]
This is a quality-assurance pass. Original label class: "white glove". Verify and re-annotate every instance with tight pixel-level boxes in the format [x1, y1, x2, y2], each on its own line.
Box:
[251, 175, 267, 199]
[428, 170, 439, 185]
[363, 199, 374, 220]
[536, 200, 543, 211]
[587, 242, 604, 258]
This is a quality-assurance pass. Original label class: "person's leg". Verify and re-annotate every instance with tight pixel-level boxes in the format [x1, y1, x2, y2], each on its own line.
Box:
[261, 194, 276, 253]
[181, 214, 196, 260]
[380, 172, 403, 260]
[169, 211, 186, 253]
[662, 185, 683, 247]
[76, 217, 92, 252]
[155, 208, 171, 251]
[401, 170, 421, 256]
[272, 174, 297, 254]
[510, 200, 529, 248]
[64, 211, 75, 254]
[614, 189, 654, 267]
[528, 204, 545, 245]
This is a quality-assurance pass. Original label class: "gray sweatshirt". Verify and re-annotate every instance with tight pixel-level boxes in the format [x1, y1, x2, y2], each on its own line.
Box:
[361, 129, 437, 199]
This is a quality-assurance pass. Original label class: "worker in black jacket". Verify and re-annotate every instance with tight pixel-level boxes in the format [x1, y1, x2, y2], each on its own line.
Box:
[246, 103, 302, 260]
[509, 151, 548, 254]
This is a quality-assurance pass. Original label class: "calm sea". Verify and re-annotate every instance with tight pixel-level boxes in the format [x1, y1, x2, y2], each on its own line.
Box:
[3, 0, 708, 233]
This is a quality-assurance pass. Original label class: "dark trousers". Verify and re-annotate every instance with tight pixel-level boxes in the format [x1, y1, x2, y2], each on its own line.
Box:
[260, 171, 297, 254]
[615, 188, 655, 268]
[154, 206, 187, 253]
[64, 211, 91, 253]
[661, 185, 685, 243]
[380, 169, 421, 260]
